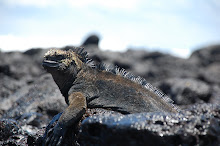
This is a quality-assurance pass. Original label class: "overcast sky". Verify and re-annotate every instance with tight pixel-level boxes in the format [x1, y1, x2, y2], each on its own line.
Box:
[0, 0, 220, 58]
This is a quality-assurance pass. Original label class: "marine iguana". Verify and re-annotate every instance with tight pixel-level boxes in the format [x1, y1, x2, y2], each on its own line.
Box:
[42, 48, 180, 145]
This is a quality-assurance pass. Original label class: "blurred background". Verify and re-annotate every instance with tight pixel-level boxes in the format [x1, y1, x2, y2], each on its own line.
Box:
[0, 0, 220, 58]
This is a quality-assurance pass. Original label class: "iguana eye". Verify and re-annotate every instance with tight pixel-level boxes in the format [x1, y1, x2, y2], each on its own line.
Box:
[56, 55, 64, 60]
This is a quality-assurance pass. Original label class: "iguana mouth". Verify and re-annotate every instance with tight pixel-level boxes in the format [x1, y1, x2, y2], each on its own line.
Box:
[42, 60, 59, 68]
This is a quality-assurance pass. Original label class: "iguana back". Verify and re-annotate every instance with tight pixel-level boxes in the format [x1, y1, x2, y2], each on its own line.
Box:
[69, 63, 179, 114]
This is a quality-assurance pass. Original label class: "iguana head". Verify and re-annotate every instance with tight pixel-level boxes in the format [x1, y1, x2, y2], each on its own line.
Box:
[42, 49, 84, 73]
[42, 48, 91, 92]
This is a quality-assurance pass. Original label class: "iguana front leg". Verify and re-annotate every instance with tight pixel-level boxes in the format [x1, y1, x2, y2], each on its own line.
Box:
[45, 92, 87, 146]
[43, 112, 62, 142]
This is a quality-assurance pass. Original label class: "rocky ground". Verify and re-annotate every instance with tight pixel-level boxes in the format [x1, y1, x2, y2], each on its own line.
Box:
[0, 35, 219, 145]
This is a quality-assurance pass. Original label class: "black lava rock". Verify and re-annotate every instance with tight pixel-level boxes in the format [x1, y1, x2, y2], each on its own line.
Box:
[82, 34, 100, 46]
[79, 104, 220, 146]
[189, 44, 220, 66]
[158, 78, 212, 105]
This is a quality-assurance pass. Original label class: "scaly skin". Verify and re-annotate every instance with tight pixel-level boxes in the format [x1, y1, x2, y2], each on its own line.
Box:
[42, 48, 179, 145]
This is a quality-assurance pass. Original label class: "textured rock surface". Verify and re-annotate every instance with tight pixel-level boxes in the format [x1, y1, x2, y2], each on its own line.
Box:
[79, 104, 220, 146]
[1, 74, 66, 120]
[157, 78, 212, 105]
[0, 36, 219, 145]
[189, 44, 220, 66]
